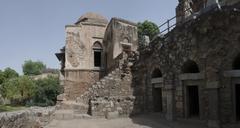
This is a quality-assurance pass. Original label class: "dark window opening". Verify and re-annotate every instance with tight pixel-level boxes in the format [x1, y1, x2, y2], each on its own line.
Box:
[182, 60, 200, 73]
[122, 45, 131, 52]
[153, 88, 163, 112]
[236, 84, 240, 121]
[233, 54, 240, 70]
[152, 69, 162, 78]
[94, 51, 101, 67]
[188, 86, 199, 117]
[93, 41, 102, 68]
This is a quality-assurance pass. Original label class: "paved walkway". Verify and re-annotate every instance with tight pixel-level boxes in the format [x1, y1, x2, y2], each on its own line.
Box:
[45, 114, 209, 128]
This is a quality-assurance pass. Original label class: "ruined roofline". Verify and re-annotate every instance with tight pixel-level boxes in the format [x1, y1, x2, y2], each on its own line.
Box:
[110, 17, 137, 26]
[65, 22, 107, 28]
[74, 12, 108, 25]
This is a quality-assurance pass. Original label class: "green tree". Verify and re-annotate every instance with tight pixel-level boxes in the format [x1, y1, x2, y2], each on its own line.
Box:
[3, 68, 19, 79]
[0, 70, 5, 84]
[22, 60, 46, 75]
[0, 76, 36, 105]
[137, 20, 160, 42]
[32, 76, 61, 106]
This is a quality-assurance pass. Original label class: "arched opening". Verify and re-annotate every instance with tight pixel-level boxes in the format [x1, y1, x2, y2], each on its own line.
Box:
[233, 54, 240, 70]
[151, 68, 163, 112]
[182, 60, 200, 73]
[93, 41, 103, 67]
[182, 60, 200, 117]
[151, 69, 162, 78]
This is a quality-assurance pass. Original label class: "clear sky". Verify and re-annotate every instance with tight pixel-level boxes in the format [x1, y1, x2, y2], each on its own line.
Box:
[0, 0, 178, 74]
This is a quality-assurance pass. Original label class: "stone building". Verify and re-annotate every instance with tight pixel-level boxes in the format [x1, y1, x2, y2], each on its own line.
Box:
[56, 1, 240, 127]
[55, 12, 139, 117]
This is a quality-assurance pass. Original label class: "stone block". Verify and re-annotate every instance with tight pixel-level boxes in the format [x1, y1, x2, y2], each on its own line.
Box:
[106, 111, 119, 119]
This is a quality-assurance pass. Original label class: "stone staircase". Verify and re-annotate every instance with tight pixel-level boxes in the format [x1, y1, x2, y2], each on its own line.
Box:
[53, 66, 123, 120]
[77, 68, 122, 104]
[54, 51, 138, 120]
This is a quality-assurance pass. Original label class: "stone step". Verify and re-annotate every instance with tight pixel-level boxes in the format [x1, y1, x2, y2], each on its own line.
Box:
[58, 101, 89, 114]
[54, 110, 74, 120]
[54, 110, 92, 120]
[74, 114, 92, 119]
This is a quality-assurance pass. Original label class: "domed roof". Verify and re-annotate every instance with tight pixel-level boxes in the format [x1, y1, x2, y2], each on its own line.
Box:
[76, 12, 108, 24]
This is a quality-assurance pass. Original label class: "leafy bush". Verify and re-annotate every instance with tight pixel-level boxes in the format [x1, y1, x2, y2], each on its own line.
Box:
[22, 60, 46, 75]
[138, 20, 160, 42]
[31, 76, 61, 106]
[0, 76, 35, 105]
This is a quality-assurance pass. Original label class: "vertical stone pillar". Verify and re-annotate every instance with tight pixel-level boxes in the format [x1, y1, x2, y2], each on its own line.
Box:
[165, 85, 175, 121]
[206, 81, 220, 128]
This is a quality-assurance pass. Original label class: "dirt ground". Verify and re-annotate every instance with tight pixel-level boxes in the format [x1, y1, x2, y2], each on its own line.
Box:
[45, 114, 210, 128]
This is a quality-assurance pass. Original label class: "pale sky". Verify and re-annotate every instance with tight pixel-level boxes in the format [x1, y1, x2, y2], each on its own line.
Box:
[0, 0, 178, 74]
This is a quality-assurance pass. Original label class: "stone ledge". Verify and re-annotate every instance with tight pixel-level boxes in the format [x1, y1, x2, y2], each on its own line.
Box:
[224, 70, 240, 77]
[179, 73, 204, 80]
[151, 77, 163, 84]
[0, 106, 55, 128]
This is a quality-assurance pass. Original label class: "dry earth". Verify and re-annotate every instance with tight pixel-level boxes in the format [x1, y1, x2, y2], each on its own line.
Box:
[45, 114, 210, 128]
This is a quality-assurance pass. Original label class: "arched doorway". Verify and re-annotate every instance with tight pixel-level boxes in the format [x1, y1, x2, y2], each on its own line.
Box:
[151, 68, 163, 112]
[182, 60, 200, 73]
[181, 60, 201, 118]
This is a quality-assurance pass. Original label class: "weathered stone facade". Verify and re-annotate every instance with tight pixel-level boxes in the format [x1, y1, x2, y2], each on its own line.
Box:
[56, 12, 139, 118]
[133, 2, 240, 127]
[56, 1, 240, 127]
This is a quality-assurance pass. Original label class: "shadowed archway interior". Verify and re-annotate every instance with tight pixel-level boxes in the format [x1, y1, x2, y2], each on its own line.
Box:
[182, 60, 200, 73]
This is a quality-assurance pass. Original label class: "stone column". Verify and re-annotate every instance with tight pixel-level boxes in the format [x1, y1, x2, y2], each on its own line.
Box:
[165, 85, 175, 121]
[206, 81, 220, 128]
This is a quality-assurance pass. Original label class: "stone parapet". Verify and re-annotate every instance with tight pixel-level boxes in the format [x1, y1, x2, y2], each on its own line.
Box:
[0, 106, 55, 128]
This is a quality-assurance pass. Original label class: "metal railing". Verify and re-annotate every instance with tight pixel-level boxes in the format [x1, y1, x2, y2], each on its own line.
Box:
[151, 0, 209, 42]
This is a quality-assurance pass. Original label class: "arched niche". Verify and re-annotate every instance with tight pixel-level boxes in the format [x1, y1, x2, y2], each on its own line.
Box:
[182, 60, 200, 73]
[151, 68, 162, 78]
[151, 68, 163, 112]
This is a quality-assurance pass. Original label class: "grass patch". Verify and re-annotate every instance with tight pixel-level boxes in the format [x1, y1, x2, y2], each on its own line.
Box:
[0, 104, 27, 112]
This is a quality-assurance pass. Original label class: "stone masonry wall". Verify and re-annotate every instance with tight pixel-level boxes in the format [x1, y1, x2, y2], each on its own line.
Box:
[64, 70, 103, 100]
[134, 6, 240, 124]
[0, 107, 55, 128]
[76, 51, 139, 117]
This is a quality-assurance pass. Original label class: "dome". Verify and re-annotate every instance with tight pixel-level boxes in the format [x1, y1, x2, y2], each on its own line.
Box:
[76, 12, 108, 24]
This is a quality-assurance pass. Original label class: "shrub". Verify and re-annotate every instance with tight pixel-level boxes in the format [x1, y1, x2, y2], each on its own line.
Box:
[31, 76, 61, 106]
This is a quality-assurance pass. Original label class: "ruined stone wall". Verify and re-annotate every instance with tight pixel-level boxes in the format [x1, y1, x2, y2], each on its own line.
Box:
[134, 7, 240, 124]
[62, 16, 107, 100]
[103, 18, 138, 73]
[76, 52, 139, 117]
[65, 24, 106, 70]
[0, 107, 55, 128]
[64, 70, 103, 100]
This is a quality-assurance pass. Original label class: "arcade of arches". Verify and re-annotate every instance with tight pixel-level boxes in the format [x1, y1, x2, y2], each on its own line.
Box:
[133, 7, 240, 127]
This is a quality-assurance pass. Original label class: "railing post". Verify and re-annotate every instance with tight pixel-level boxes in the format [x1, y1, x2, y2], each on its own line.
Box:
[167, 20, 170, 33]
